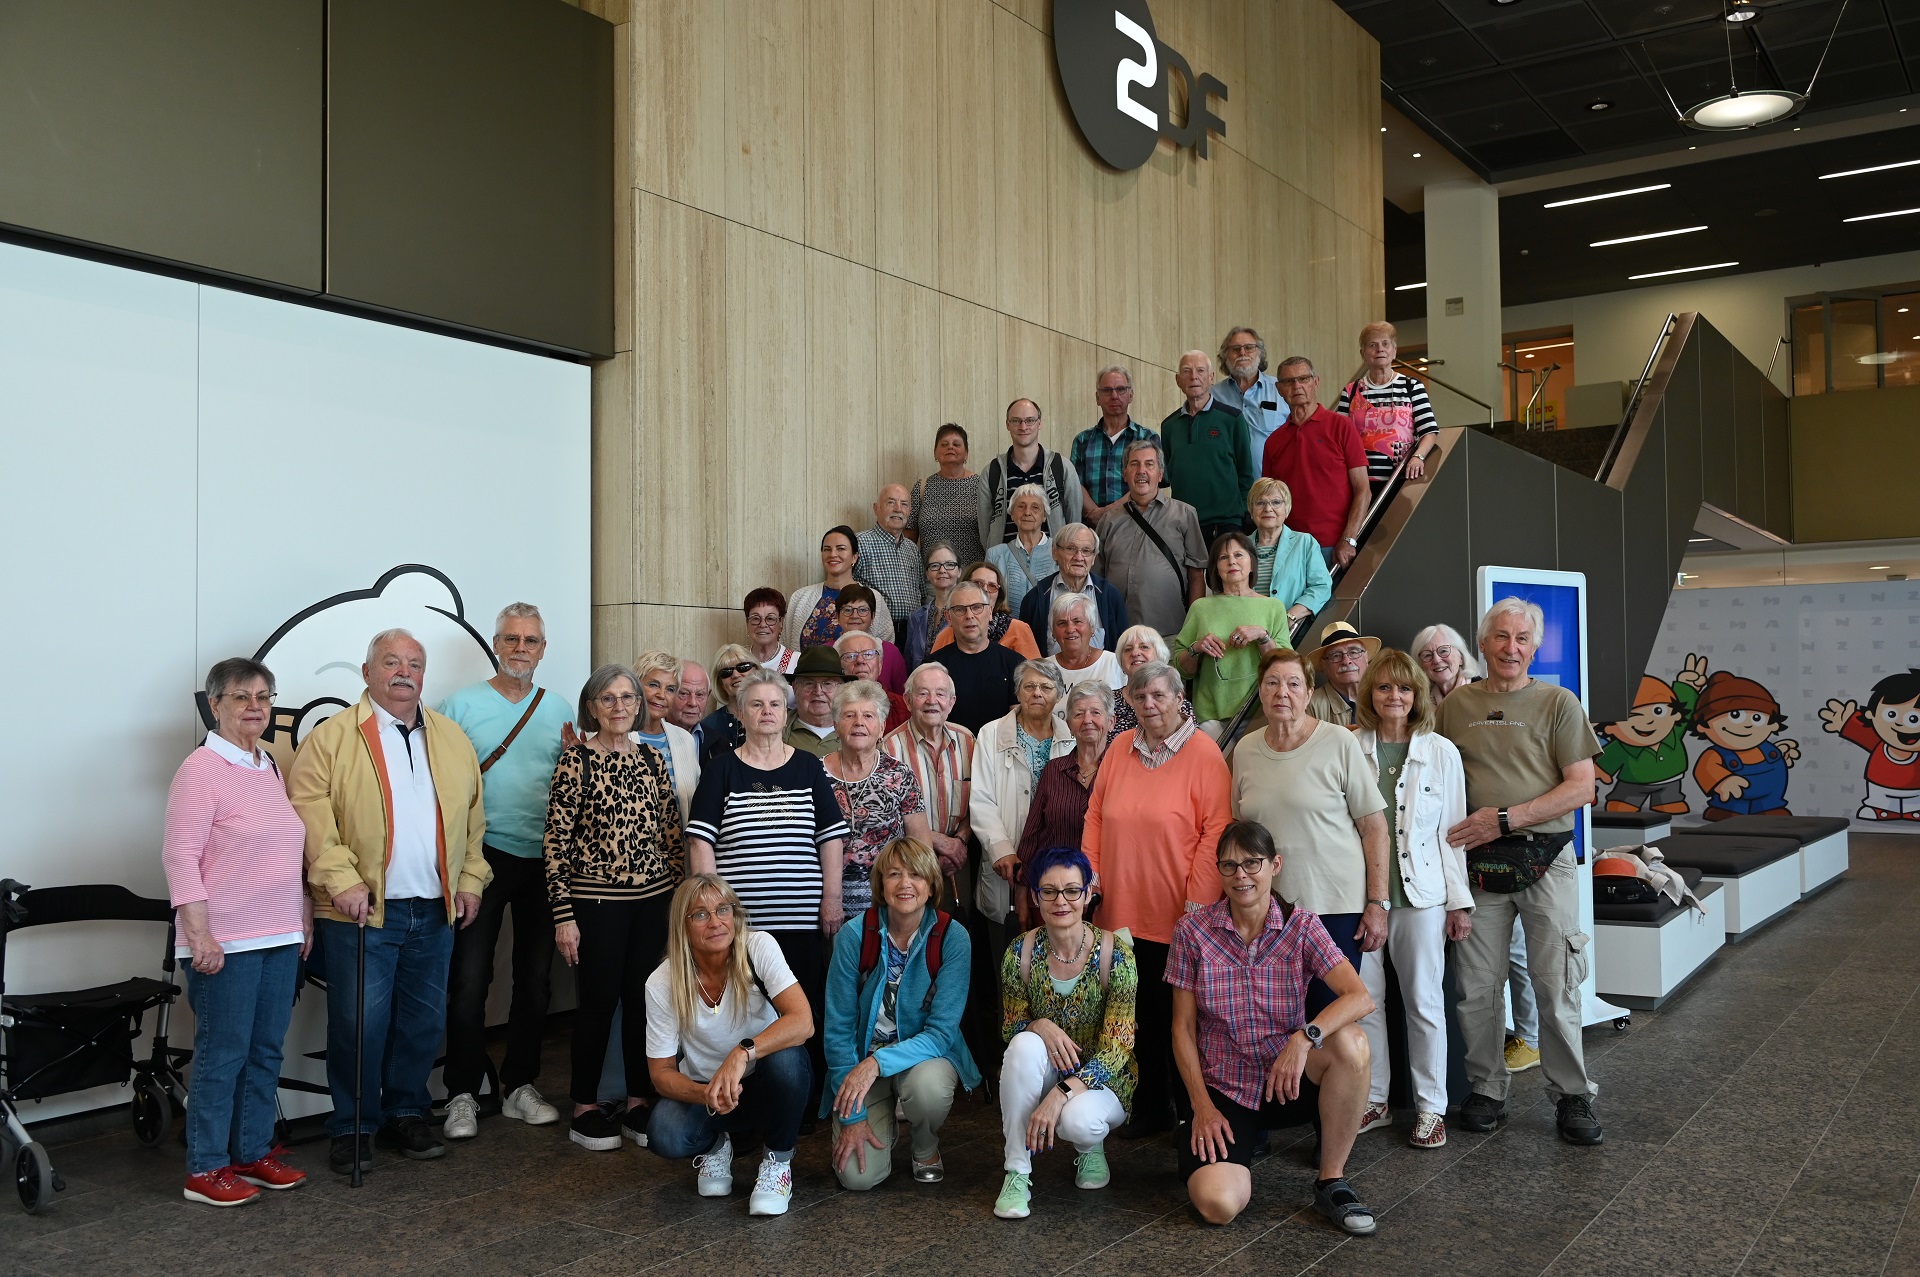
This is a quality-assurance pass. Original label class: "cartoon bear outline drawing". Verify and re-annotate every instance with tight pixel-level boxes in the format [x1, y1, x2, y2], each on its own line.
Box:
[1819, 668, 1920, 822]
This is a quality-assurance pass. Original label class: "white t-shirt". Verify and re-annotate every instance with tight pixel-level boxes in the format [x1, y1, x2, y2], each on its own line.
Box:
[1055, 648, 1127, 691]
[644, 930, 797, 1083]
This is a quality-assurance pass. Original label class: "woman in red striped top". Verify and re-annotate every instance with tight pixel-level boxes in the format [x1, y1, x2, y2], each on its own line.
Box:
[161, 657, 312, 1208]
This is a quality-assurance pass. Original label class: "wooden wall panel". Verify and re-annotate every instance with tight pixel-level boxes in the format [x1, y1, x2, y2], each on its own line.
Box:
[597, 0, 1387, 663]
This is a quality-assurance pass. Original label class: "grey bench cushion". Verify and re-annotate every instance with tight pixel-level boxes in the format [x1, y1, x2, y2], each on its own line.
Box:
[1653, 833, 1799, 877]
[1592, 811, 1671, 830]
[1684, 815, 1851, 844]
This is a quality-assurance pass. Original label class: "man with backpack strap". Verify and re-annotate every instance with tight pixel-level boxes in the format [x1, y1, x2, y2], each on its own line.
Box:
[977, 397, 1085, 548]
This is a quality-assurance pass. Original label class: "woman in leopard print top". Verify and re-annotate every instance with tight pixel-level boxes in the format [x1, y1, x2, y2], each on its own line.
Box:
[543, 663, 686, 1151]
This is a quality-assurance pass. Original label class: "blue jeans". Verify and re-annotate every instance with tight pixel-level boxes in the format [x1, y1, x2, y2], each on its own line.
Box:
[184, 944, 300, 1174]
[319, 899, 453, 1137]
[1508, 926, 1539, 1046]
[646, 1045, 813, 1158]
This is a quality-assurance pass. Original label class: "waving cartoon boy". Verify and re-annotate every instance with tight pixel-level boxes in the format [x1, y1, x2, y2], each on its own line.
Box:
[1595, 654, 1708, 813]
[1819, 669, 1920, 822]
[1690, 671, 1799, 821]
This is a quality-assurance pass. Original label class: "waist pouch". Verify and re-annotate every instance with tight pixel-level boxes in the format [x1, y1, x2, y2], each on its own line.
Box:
[1468, 833, 1570, 894]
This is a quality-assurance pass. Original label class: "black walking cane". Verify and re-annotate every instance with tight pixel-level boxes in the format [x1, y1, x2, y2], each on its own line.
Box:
[351, 897, 371, 1189]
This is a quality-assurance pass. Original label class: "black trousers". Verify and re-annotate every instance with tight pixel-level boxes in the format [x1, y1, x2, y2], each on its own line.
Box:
[444, 846, 554, 1097]
[570, 895, 671, 1105]
[1132, 937, 1179, 1124]
[770, 928, 829, 1108]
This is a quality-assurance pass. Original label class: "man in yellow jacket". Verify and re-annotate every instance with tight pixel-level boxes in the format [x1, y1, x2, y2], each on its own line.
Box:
[289, 627, 490, 1176]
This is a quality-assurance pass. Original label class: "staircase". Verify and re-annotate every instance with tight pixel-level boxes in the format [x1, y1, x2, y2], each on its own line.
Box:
[1314, 313, 1792, 722]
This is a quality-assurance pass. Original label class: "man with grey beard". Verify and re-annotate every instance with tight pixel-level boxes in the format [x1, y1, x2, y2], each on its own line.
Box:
[1211, 325, 1285, 460]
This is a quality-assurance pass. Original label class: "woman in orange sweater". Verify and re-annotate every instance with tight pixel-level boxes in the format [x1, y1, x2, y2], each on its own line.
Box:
[1081, 660, 1230, 1137]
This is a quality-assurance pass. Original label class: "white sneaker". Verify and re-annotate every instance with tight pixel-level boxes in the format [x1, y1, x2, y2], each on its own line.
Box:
[748, 1154, 793, 1216]
[442, 1093, 480, 1140]
[693, 1135, 734, 1197]
[500, 1084, 559, 1126]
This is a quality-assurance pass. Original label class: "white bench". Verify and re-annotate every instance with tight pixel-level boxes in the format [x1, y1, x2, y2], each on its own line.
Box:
[1653, 834, 1801, 941]
[1595, 879, 1725, 1010]
[1682, 814, 1852, 897]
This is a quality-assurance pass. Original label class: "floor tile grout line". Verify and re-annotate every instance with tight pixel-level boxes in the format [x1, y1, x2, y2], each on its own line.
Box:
[1731, 978, 1920, 1277]
[1878, 1171, 1920, 1277]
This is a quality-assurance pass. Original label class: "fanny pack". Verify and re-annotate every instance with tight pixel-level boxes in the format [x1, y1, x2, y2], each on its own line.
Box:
[1467, 833, 1570, 894]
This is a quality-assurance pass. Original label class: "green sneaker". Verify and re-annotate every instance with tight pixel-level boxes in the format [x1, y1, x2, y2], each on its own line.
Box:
[993, 1170, 1033, 1219]
[1074, 1144, 1111, 1189]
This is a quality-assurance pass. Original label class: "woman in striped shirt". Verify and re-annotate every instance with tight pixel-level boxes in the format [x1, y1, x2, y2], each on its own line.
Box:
[161, 657, 311, 1207]
[1334, 321, 1439, 499]
[687, 666, 850, 1102]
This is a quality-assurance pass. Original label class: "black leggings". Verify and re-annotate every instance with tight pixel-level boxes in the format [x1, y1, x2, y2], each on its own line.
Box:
[769, 929, 828, 1110]
[1132, 938, 1180, 1124]
[570, 895, 671, 1105]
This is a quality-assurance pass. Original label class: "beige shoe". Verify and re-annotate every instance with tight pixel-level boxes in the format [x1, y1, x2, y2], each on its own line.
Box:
[1504, 1037, 1542, 1073]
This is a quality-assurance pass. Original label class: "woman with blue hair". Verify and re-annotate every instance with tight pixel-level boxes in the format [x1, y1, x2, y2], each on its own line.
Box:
[992, 844, 1137, 1220]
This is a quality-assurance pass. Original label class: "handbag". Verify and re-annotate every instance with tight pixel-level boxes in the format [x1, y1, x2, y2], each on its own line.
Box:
[1466, 832, 1569, 894]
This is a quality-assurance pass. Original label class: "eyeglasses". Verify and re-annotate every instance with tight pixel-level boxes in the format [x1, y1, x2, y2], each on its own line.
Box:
[717, 662, 758, 679]
[1417, 646, 1459, 662]
[222, 690, 276, 706]
[839, 607, 873, 621]
[746, 612, 782, 626]
[1007, 415, 1041, 427]
[495, 635, 546, 648]
[1096, 386, 1131, 396]
[1225, 342, 1260, 355]
[927, 560, 959, 571]
[843, 649, 880, 662]
[948, 602, 989, 616]
[1217, 856, 1271, 878]
[1036, 885, 1087, 902]
[1252, 499, 1288, 510]
[1277, 374, 1316, 387]
[1059, 544, 1094, 557]
[686, 903, 735, 924]
[596, 692, 639, 709]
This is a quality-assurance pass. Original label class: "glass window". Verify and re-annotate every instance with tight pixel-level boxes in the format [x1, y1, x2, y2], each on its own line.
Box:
[1791, 303, 1824, 397]
[1885, 292, 1920, 390]
[1829, 298, 1879, 393]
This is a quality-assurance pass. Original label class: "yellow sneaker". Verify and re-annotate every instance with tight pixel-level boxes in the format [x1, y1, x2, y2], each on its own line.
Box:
[1504, 1037, 1541, 1073]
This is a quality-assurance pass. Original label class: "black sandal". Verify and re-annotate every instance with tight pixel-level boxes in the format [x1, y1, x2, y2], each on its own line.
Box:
[1313, 1177, 1377, 1236]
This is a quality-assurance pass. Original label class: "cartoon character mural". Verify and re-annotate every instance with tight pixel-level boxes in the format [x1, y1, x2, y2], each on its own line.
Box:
[1594, 654, 1708, 813]
[1689, 671, 1800, 821]
[198, 564, 497, 769]
[1820, 669, 1920, 822]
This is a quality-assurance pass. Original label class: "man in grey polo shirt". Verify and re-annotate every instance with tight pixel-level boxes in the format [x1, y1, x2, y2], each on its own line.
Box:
[854, 483, 921, 644]
[1093, 438, 1206, 637]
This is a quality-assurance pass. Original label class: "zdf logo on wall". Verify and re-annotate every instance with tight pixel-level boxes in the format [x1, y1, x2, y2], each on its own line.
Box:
[1053, 0, 1228, 171]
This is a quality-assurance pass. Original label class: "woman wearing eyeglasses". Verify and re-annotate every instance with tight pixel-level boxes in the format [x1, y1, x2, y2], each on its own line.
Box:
[1410, 623, 1482, 699]
[643, 874, 815, 1217]
[742, 588, 801, 676]
[903, 542, 962, 670]
[695, 644, 758, 766]
[1014, 682, 1113, 928]
[991, 845, 1135, 1220]
[1247, 478, 1331, 632]
[545, 663, 686, 1153]
[833, 584, 908, 696]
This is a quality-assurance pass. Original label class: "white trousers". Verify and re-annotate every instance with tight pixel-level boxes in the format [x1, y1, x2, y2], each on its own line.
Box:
[1359, 904, 1450, 1115]
[998, 1030, 1127, 1174]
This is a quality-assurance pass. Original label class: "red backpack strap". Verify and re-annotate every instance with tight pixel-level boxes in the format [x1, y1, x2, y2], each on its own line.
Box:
[857, 906, 882, 976]
[918, 910, 953, 1011]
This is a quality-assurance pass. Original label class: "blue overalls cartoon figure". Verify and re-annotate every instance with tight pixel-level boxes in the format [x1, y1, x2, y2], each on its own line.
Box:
[1689, 671, 1799, 821]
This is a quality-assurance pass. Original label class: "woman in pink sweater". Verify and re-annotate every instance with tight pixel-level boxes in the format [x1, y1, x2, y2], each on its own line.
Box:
[161, 658, 311, 1208]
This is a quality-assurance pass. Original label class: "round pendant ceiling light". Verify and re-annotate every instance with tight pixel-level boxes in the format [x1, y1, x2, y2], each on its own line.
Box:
[1682, 88, 1806, 131]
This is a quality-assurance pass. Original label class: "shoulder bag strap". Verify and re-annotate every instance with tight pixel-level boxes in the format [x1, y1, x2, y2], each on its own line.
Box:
[1123, 500, 1187, 587]
[480, 688, 546, 774]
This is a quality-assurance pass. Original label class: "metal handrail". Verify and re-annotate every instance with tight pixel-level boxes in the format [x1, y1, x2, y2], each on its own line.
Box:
[1599, 312, 1677, 482]
[1394, 360, 1496, 428]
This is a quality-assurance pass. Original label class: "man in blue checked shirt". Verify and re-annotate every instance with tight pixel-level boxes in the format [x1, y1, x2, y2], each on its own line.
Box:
[1071, 364, 1162, 527]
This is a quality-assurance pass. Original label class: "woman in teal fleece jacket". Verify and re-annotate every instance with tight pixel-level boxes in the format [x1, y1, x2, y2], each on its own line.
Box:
[823, 836, 981, 1190]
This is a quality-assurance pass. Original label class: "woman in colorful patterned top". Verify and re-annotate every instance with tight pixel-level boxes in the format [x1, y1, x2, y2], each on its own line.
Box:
[782, 526, 896, 652]
[822, 680, 930, 919]
[1107, 626, 1195, 743]
[545, 663, 687, 1153]
[992, 845, 1136, 1220]
[1334, 321, 1438, 498]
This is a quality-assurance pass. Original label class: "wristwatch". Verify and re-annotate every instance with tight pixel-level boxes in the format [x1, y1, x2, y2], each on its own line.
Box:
[1497, 807, 1512, 836]
[1300, 1024, 1324, 1050]
[1343, 537, 1359, 549]
[737, 1037, 757, 1063]
[1056, 1079, 1075, 1098]
[1367, 898, 1391, 911]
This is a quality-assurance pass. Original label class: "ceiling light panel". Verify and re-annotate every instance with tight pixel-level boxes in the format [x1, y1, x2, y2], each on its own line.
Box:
[1818, 159, 1920, 179]
[1628, 262, 1740, 280]
[1590, 226, 1708, 247]
[1542, 183, 1671, 208]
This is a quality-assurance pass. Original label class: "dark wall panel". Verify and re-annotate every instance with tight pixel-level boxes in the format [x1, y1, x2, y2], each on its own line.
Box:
[1733, 361, 1766, 529]
[1763, 393, 1792, 537]
[1663, 346, 1703, 551]
[1466, 436, 1560, 577]
[1620, 414, 1675, 709]
[1556, 473, 1627, 720]
[1697, 324, 1736, 513]
[327, 0, 614, 356]
[1351, 447, 1475, 649]
[0, 1, 323, 289]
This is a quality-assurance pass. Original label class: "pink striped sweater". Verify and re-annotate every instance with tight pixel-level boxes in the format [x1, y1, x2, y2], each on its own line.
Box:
[161, 746, 308, 947]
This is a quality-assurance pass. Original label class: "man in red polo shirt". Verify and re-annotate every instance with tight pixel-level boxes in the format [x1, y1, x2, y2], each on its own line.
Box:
[1260, 357, 1370, 569]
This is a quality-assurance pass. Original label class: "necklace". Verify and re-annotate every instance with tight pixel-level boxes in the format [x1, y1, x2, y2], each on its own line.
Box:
[1047, 924, 1092, 968]
[696, 969, 726, 1007]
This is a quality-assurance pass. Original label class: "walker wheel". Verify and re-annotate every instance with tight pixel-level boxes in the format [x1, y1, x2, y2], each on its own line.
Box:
[132, 1073, 172, 1147]
[1612, 1015, 1632, 1031]
[15, 1141, 54, 1214]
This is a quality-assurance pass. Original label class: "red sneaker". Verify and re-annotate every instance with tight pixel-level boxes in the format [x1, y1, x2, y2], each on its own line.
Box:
[232, 1153, 308, 1190]
[183, 1168, 261, 1207]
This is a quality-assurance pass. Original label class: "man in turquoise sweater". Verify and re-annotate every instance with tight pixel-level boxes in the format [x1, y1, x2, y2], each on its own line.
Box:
[1163, 350, 1257, 548]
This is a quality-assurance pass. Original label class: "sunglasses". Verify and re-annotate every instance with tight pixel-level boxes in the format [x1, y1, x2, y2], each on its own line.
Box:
[717, 662, 758, 679]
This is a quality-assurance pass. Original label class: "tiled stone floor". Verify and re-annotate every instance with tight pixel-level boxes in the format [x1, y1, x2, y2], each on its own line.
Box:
[6, 834, 1917, 1276]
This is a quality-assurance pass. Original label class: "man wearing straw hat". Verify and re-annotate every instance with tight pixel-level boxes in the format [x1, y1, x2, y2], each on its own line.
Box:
[1305, 621, 1380, 727]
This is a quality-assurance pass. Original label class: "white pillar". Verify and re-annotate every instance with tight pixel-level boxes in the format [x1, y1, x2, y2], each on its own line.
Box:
[1423, 179, 1503, 426]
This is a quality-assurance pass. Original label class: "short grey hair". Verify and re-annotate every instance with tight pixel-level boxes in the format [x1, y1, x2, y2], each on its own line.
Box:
[1122, 437, 1163, 468]
[366, 628, 420, 666]
[1054, 522, 1099, 554]
[1479, 597, 1545, 648]
[949, 581, 988, 607]
[731, 666, 791, 716]
[1127, 659, 1182, 699]
[903, 662, 955, 697]
[833, 629, 880, 655]
[831, 677, 890, 719]
[1009, 482, 1048, 511]
[206, 656, 275, 702]
[1064, 680, 1114, 718]
[1114, 624, 1169, 663]
[1013, 658, 1066, 703]
[494, 602, 543, 635]
[1219, 326, 1268, 375]
[1411, 623, 1483, 679]
[1049, 590, 1098, 627]
[577, 663, 639, 734]
[1096, 363, 1133, 389]
[1277, 354, 1316, 376]
[1177, 348, 1212, 372]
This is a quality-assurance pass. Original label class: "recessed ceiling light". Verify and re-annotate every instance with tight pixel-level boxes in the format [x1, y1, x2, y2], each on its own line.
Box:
[1412, 152, 1423, 158]
[1524, 352, 1534, 358]
[1519, 341, 1575, 352]
[1591, 225, 1708, 247]
[1689, 537, 1712, 543]
[1588, 100, 1613, 112]
[1820, 159, 1920, 180]
[1844, 208, 1920, 223]
[1725, 0, 1758, 21]
[1393, 282, 1427, 291]
[1870, 565, 1891, 571]
[1380, 126, 1387, 132]
[1542, 183, 1672, 208]
[1629, 261, 1740, 279]
[1901, 308, 1912, 313]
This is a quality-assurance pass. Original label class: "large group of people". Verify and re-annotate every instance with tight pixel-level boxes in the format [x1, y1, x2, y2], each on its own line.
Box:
[160, 321, 1607, 1232]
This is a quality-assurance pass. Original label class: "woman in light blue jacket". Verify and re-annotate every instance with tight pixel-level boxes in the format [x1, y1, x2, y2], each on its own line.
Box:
[1249, 478, 1333, 632]
[823, 837, 980, 1190]
[1350, 648, 1471, 1150]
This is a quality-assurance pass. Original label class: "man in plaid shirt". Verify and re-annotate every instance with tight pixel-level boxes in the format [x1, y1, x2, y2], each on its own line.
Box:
[1071, 365, 1161, 526]
[854, 483, 922, 644]
[1168, 820, 1378, 1235]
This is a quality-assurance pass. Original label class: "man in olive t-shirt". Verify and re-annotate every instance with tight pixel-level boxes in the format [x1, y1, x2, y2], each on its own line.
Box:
[1435, 599, 1602, 1148]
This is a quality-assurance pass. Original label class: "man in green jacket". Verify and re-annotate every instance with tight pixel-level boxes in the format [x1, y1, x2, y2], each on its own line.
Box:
[1162, 350, 1257, 548]
[1594, 655, 1707, 813]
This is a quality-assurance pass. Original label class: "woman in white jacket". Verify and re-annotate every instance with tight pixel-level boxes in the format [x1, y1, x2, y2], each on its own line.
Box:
[1351, 648, 1471, 1150]
[970, 660, 1073, 933]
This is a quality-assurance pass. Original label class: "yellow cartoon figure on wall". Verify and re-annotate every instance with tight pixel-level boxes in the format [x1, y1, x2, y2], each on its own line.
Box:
[1690, 671, 1799, 822]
